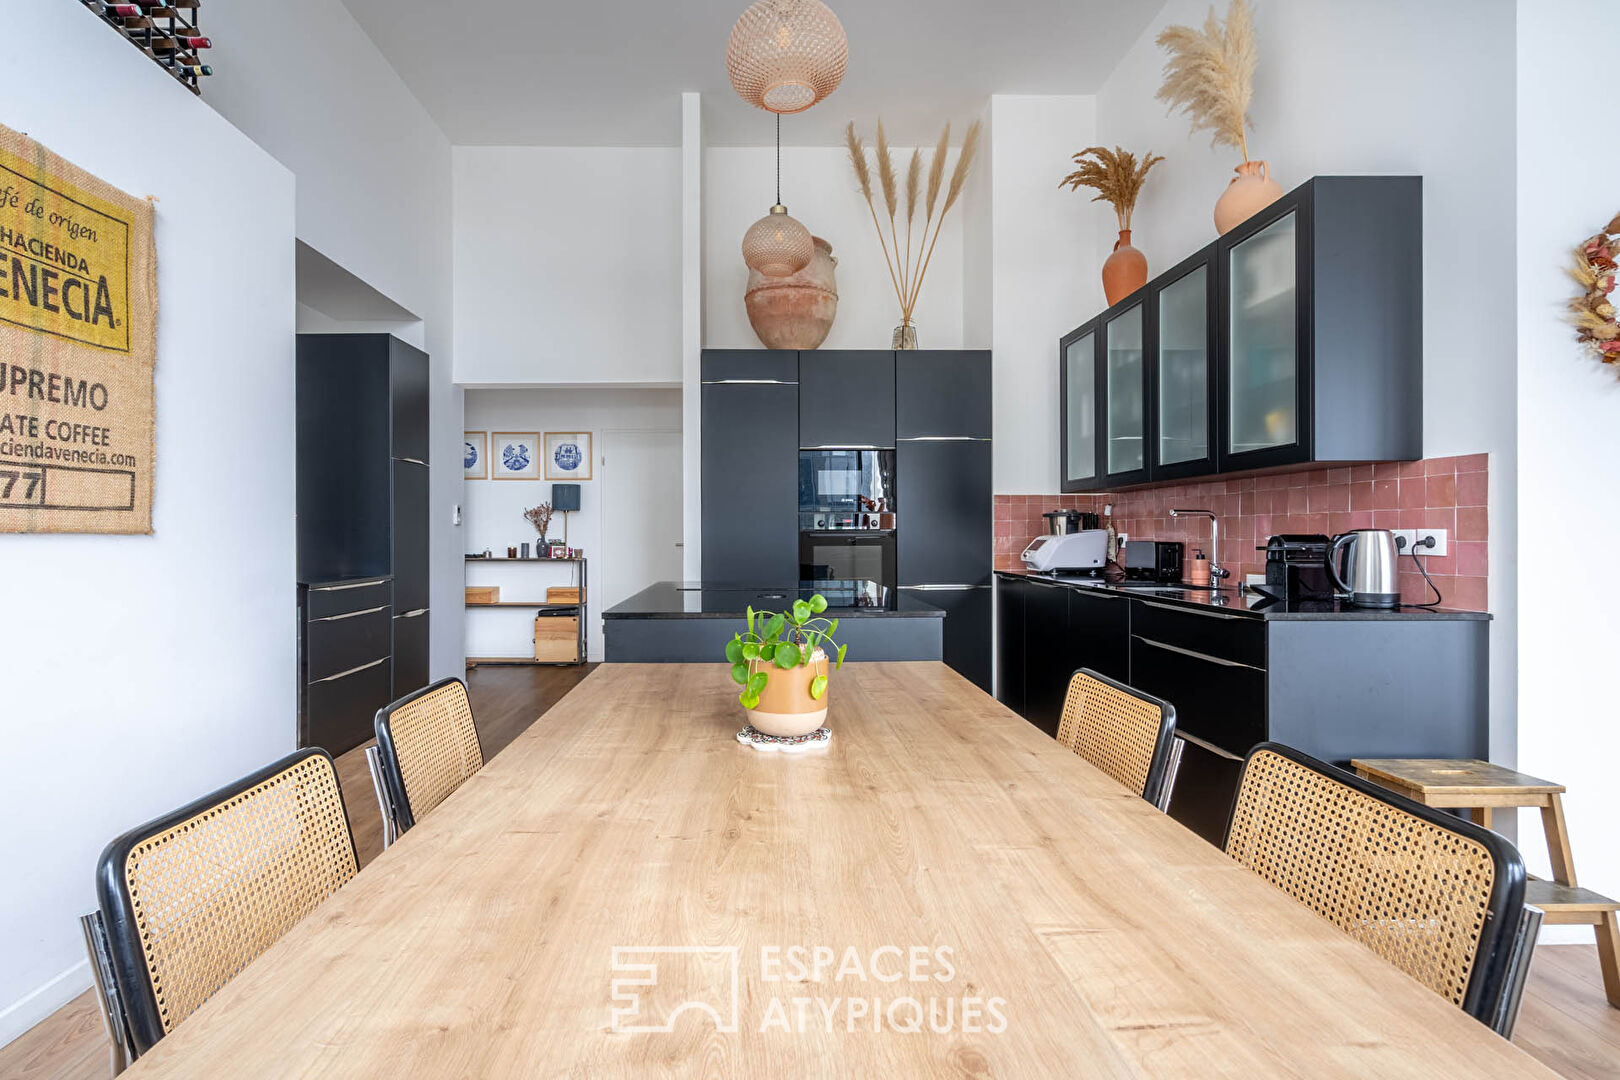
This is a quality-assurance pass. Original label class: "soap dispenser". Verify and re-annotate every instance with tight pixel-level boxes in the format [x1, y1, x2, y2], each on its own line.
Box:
[1188, 548, 1211, 586]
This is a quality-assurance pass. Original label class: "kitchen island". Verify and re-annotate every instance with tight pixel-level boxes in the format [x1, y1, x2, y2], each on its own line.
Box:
[997, 570, 1492, 844]
[604, 580, 944, 662]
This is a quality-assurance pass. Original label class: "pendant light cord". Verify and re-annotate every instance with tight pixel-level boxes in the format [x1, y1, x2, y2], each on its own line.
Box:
[776, 113, 782, 205]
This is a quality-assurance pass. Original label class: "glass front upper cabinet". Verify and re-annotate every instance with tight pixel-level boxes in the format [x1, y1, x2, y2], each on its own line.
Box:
[1154, 259, 1214, 477]
[1226, 211, 1300, 460]
[1104, 302, 1147, 482]
[1060, 327, 1097, 490]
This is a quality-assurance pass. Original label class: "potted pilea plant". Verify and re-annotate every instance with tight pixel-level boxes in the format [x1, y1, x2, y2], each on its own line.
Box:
[724, 595, 847, 738]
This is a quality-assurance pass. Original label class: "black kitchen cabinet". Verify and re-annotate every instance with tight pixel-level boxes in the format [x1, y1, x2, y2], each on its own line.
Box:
[800, 350, 895, 448]
[390, 338, 430, 463]
[392, 607, 429, 700]
[995, 576, 1027, 713]
[1065, 588, 1130, 682]
[1059, 175, 1422, 490]
[297, 333, 431, 756]
[897, 350, 991, 439]
[1059, 324, 1100, 493]
[910, 584, 992, 693]
[1021, 578, 1074, 736]
[995, 572, 1489, 845]
[1100, 298, 1151, 487]
[1150, 247, 1219, 480]
[392, 459, 429, 614]
[701, 364, 799, 587]
[897, 439, 990, 585]
[296, 336, 391, 584]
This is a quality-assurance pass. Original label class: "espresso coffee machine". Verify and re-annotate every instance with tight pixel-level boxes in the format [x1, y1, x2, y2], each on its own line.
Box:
[1261, 534, 1335, 602]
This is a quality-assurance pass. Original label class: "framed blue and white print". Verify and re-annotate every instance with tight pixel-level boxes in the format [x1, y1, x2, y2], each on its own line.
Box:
[544, 431, 593, 481]
[463, 431, 487, 480]
[492, 432, 541, 480]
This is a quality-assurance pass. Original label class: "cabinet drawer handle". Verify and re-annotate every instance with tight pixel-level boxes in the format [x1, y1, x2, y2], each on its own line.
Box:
[311, 579, 388, 593]
[397, 456, 427, 466]
[800, 444, 893, 451]
[897, 435, 991, 442]
[312, 657, 387, 683]
[397, 608, 428, 618]
[1139, 599, 1245, 620]
[701, 378, 797, 385]
[899, 583, 985, 591]
[311, 605, 388, 622]
[1135, 635, 1264, 671]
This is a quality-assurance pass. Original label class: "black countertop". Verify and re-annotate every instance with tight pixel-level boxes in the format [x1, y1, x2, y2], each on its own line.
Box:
[996, 570, 1490, 621]
[604, 581, 946, 619]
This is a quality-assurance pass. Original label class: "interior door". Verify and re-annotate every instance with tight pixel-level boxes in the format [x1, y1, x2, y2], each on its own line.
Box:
[602, 430, 684, 656]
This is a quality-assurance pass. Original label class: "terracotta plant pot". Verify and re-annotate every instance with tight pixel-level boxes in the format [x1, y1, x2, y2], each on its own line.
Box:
[1102, 229, 1148, 306]
[745, 237, 838, 350]
[745, 651, 830, 737]
[1214, 160, 1284, 235]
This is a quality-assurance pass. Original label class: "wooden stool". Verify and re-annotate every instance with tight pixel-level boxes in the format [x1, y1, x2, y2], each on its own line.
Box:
[1352, 758, 1620, 1008]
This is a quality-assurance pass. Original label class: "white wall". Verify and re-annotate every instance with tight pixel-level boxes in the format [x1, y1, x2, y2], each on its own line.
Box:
[204, 0, 462, 679]
[988, 96, 1101, 494]
[0, 2, 297, 1042]
[453, 147, 683, 386]
[1515, 0, 1620, 934]
[463, 389, 682, 661]
[1094, 0, 1521, 770]
[703, 146, 968, 351]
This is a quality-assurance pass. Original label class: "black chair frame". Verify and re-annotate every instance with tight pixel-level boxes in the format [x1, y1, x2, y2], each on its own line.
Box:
[1223, 742, 1532, 1032]
[1068, 667, 1184, 810]
[91, 748, 354, 1057]
[372, 675, 482, 834]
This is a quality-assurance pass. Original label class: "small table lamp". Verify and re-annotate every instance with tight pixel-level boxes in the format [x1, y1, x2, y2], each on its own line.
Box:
[552, 483, 581, 548]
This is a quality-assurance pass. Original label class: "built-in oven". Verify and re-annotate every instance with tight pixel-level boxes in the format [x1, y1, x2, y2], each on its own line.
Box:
[800, 530, 896, 591]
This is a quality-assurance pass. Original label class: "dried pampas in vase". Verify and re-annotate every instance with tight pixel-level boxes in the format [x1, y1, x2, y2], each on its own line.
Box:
[847, 118, 980, 347]
[1061, 146, 1165, 304]
[1155, 0, 1281, 233]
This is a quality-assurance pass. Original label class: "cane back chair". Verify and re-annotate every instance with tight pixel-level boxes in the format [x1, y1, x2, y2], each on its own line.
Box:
[1055, 668, 1184, 811]
[369, 676, 484, 844]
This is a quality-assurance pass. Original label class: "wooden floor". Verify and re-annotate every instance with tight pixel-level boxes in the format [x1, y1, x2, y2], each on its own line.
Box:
[2, 660, 1614, 1078]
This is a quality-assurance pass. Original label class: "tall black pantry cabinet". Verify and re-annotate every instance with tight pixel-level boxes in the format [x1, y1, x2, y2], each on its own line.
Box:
[296, 334, 430, 757]
[895, 351, 993, 693]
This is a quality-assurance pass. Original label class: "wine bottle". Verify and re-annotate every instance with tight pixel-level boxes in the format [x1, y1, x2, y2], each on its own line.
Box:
[171, 34, 211, 48]
[173, 63, 212, 77]
[103, 2, 145, 14]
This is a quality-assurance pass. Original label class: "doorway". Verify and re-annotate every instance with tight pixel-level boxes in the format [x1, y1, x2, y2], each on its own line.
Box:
[600, 429, 684, 619]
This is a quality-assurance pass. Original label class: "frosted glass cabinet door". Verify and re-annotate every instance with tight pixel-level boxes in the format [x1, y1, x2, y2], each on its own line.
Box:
[1105, 304, 1145, 476]
[1227, 212, 1299, 456]
[1157, 266, 1208, 467]
[1062, 330, 1096, 487]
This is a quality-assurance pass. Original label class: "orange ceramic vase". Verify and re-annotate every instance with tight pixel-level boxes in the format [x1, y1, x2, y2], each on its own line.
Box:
[1214, 160, 1284, 235]
[1102, 229, 1148, 306]
[745, 651, 830, 737]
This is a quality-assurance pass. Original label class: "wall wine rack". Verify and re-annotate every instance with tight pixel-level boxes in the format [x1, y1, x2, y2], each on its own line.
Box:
[81, 0, 212, 96]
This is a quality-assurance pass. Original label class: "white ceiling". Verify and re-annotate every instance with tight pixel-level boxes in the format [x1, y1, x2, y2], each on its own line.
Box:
[337, 0, 1165, 146]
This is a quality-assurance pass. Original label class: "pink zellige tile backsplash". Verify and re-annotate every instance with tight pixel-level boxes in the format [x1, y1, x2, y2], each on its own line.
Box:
[993, 454, 1488, 610]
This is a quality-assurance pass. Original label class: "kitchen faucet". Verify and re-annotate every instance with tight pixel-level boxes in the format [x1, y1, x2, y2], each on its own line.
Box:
[1169, 509, 1230, 585]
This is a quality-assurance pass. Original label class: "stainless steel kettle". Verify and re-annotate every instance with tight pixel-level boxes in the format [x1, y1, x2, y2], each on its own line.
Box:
[1327, 529, 1400, 608]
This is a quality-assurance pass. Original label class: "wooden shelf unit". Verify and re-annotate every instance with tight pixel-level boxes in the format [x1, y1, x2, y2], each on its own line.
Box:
[463, 556, 586, 666]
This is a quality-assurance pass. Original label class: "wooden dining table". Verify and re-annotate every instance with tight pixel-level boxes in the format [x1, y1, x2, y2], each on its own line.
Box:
[124, 663, 1552, 1077]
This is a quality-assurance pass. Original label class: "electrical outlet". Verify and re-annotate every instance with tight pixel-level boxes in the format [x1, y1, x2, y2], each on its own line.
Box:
[1393, 528, 1447, 557]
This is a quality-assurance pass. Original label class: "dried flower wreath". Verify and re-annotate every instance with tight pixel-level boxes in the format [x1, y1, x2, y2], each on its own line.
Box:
[1569, 212, 1620, 370]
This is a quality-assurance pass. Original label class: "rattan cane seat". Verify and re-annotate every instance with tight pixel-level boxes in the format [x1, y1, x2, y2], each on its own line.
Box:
[95, 750, 357, 1052]
[1055, 669, 1178, 805]
[375, 677, 483, 832]
[1226, 744, 1525, 1019]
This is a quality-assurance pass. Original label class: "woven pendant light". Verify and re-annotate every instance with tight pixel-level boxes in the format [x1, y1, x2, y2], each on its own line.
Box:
[741, 115, 813, 278]
[726, 0, 847, 115]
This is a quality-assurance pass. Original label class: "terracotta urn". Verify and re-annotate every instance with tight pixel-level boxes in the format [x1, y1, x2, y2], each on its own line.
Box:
[1214, 160, 1284, 235]
[745, 650, 830, 737]
[745, 237, 839, 350]
[1102, 229, 1148, 305]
